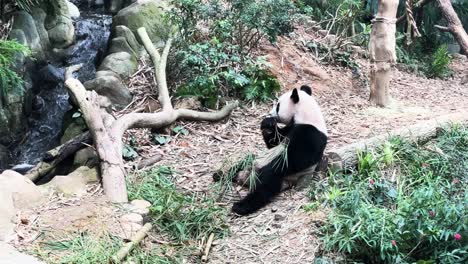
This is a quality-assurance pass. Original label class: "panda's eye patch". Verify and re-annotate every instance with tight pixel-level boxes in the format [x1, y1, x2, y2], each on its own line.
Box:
[276, 103, 280, 113]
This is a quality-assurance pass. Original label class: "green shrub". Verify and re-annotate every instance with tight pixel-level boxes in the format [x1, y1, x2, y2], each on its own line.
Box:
[426, 44, 452, 79]
[0, 39, 31, 97]
[311, 126, 467, 263]
[169, 0, 295, 106]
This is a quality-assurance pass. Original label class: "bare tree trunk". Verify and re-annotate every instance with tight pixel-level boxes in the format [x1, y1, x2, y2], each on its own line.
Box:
[435, 0, 468, 55]
[65, 28, 239, 203]
[369, 0, 399, 107]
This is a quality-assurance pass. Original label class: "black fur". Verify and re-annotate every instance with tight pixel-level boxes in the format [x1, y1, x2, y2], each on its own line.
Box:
[300, 85, 312, 95]
[291, 88, 300, 103]
[232, 123, 327, 215]
[260, 117, 292, 149]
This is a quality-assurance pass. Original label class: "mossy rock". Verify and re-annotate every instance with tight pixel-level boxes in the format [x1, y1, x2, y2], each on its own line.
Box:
[112, 0, 175, 43]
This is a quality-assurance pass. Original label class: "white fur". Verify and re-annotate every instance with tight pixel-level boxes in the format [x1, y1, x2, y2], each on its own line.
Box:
[270, 89, 327, 136]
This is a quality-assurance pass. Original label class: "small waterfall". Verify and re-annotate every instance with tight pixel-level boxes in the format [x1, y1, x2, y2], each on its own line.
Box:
[11, 7, 112, 167]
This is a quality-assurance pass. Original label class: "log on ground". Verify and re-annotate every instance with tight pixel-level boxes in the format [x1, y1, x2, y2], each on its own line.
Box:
[326, 113, 468, 172]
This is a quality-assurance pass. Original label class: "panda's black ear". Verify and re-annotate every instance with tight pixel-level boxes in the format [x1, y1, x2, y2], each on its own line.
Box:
[300, 85, 312, 95]
[291, 88, 299, 103]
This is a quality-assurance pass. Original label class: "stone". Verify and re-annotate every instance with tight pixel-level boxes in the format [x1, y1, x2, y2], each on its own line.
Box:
[173, 97, 202, 110]
[0, 144, 10, 171]
[73, 147, 99, 169]
[31, 7, 50, 53]
[120, 213, 143, 225]
[0, 170, 47, 210]
[83, 74, 133, 108]
[113, 0, 173, 43]
[95, 70, 121, 79]
[98, 52, 138, 79]
[44, 0, 75, 48]
[67, 0, 80, 19]
[11, 11, 45, 60]
[0, 183, 15, 242]
[128, 199, 151, 215]
[108, 36, 137, 56]
[44, 166, 99, 196]
[0, 242, 45, 263]
[47, 15, 75, 48]
[114, 25, 141, 55]
[8, 29, 27, 67]
[120, 222, 143, 240]
[60, 117, 87, 144]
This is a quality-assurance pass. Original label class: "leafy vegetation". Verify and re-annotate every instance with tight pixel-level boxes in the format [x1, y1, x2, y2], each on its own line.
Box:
[127, 166, 228, 242]
[426, 44, 452, 78]
[0, 39, 31, 97]
[33, 232, 179, 264]
[169, 0, 294, 107]
[309, 126, 467, 263]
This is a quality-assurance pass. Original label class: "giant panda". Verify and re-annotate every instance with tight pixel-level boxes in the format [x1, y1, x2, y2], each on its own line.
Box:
[232, 85, 328, 215]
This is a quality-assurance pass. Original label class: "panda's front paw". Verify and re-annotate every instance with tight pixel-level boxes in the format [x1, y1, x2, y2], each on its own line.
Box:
[232, 201, 254, 216]
[261, 117, 277, 130]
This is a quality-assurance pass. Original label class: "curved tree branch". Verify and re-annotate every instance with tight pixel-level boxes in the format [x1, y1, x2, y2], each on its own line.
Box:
[64, 27, 239, 202]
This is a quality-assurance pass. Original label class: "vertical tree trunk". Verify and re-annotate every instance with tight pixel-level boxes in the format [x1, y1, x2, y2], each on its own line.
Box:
[435, 0, 468, 55]
[369, 0, 399, 107]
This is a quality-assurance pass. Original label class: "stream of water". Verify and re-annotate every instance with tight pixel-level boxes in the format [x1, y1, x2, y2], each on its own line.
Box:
[11, 7, 112, 168]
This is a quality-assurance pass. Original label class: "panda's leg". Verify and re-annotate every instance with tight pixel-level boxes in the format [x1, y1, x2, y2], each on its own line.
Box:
[231, 157, 285, 215]
[232, 125, 326, 215]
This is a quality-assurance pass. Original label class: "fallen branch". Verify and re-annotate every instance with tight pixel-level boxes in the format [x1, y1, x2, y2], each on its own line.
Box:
[25, 132, 92, 182]
[434, 25, 451, 32]
[111, 223, 152, 263]
[201, 233, 215, 262]
[326, 113, 468, 172]
[64, 27, 238, 202]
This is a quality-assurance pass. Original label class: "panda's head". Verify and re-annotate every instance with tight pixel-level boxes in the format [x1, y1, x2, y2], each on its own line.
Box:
[270, 85, 327, 134]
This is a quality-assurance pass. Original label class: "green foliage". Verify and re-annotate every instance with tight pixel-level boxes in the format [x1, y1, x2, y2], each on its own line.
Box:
[14, 0, 40, 12]
[0, 39, 31, 97]
[216, 153, 257, 192]
[127, 166, 228, 242]
[169, 0, 293, 107]
[34, 232, 178, 264]
[426, 45, 452, 79]
[312, 126, 468, 263]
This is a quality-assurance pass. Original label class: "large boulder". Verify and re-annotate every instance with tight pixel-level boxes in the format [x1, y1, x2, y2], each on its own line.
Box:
[97, 51, 138, 79]
[31, 7, 51, 53]
[44, 0, 75, 48]
[43, 166, 100, 196]
[114, 25, 142, 55]
[113, 0, 173, 43]
[0, 242, 45, 263]
[66, 0, 80, 19]
[83, 73, 133, 108]
[0, 181, 15, 242]
[11, 11, 45, 60]
[0, 170, 47, 210]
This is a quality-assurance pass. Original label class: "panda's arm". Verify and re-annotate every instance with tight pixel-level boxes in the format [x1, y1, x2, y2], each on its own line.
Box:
[261, 117, 292, 149]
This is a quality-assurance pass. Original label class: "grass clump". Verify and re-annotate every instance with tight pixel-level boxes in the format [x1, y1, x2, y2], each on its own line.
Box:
[127, 166, 228, 243]
[34, 232, 178, 264]
[0, 39, 31, 97]
[310, 126, 467, 263]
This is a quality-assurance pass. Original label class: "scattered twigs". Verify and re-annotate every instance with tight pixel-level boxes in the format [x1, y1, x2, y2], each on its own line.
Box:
[111, 223, 153, 263]
[201, 233, 215, 262]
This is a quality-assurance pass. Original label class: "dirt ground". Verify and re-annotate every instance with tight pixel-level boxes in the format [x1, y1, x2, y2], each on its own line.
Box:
[11, 26, 468, 263]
